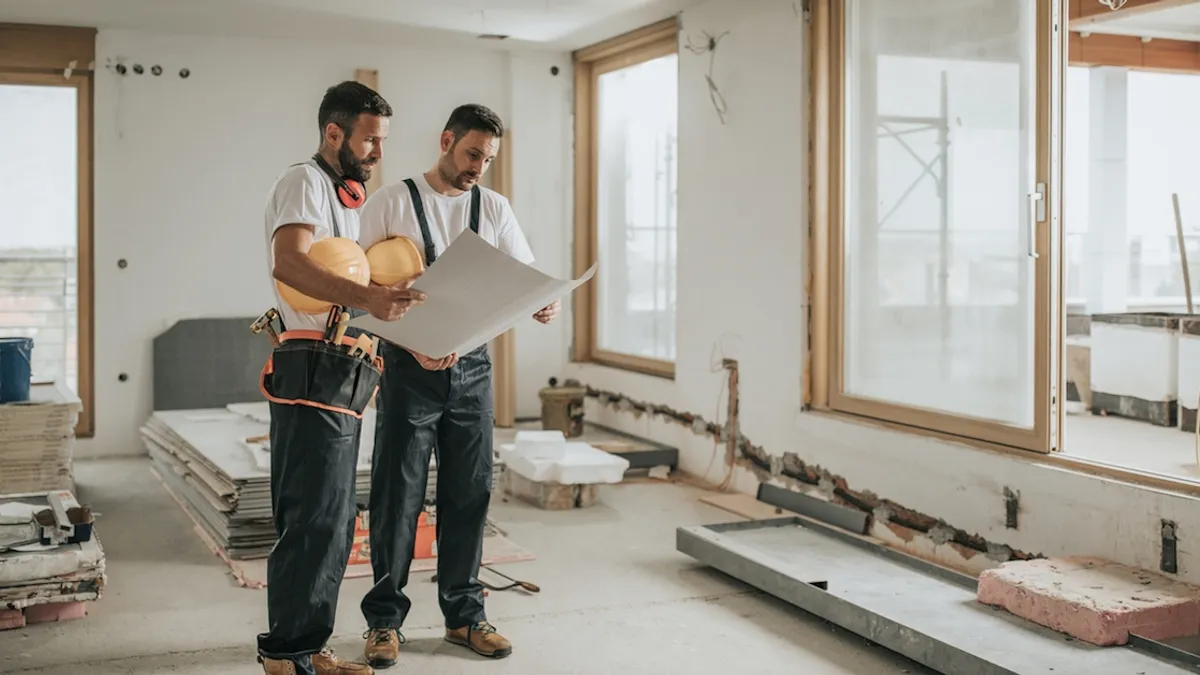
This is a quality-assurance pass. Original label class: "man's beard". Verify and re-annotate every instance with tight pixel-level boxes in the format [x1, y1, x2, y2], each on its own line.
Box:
[440, 159, 479, 191]
[339, 140, 372, 183]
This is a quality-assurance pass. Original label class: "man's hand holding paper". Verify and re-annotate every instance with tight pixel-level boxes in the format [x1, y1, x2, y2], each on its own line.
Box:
[349, 230, 596, 359]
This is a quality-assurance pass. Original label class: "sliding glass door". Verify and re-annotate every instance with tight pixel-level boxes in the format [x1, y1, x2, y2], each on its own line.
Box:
[825, 0, 1061, 452]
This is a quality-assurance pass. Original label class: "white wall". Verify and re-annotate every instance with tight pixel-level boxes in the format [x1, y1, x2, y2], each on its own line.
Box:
[80, 29, 570, 457]
[565, 0, 1200, 583]
[507, 53, 575, 417]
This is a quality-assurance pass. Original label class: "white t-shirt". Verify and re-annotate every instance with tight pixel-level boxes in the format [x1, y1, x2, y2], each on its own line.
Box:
[263, 159, 361, 333]
[357, 174, 535, 269]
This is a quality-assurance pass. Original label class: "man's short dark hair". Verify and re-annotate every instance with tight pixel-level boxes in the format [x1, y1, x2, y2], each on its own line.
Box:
[318, 81, 392, 137]
[444, 103, 504, 142]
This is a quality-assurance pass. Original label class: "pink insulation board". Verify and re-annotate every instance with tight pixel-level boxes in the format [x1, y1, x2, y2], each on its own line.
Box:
[977, 556, 1200, 646]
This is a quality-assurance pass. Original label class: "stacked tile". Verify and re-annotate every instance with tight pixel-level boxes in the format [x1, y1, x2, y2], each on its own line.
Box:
[0, 382, 82, 495]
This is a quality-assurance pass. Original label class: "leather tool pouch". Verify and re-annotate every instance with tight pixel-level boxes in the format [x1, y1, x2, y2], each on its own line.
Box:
[259, 335, 383, 418]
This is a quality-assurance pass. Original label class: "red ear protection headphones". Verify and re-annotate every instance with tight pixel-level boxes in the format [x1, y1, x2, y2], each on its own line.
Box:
[312, 154, 366, 209]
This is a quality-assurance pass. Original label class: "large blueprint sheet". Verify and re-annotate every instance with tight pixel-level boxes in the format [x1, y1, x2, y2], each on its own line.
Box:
[350, 230, 596, 358]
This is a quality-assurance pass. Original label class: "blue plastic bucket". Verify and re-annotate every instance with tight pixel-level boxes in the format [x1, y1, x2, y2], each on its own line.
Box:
[0, 337, 33, 404]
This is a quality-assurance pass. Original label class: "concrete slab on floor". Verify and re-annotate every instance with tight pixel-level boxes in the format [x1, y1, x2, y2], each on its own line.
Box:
[0, 458, 934, 675]
[681, 519, 1196, 674]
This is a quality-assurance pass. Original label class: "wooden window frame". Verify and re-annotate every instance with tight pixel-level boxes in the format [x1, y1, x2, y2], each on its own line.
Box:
[571, 18, 679, 380]
[807, 0, 1060, 453]
[488, 129, 518, 427]
[806, 0, 1200, 497]
[0, 23, 96, 438]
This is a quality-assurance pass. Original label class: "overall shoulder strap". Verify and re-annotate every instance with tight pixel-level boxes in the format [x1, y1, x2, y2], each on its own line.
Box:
[469, 186, 481, 234]
[404, 178, 437, 265]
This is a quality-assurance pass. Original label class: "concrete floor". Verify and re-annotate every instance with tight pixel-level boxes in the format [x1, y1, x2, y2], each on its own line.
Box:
[0, 457, 933, 675]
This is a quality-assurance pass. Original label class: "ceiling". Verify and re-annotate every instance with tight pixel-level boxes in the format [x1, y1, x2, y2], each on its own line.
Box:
[1072, 1, 1200, 42]
[0, 0, 704, 51]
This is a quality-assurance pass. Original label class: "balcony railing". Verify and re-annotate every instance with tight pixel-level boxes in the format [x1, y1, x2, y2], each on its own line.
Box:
[0, 251, 79, 394]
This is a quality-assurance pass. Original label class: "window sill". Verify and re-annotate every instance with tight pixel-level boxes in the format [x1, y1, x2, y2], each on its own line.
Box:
[806, 405, 1200, 498]
[572, 353, 676, 381]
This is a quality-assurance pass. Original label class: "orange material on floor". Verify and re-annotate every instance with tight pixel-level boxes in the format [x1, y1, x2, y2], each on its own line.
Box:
[348, 510, 436, 567]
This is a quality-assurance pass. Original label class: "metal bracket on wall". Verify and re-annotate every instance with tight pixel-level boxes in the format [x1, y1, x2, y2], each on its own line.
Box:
[1004, 487, 1020, 530]
[1162, 519, 1179, 574]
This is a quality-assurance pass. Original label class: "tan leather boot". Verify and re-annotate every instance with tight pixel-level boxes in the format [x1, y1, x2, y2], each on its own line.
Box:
[363, 628, 404, 668]
[445, 621, 512, 659]
[312, 646, 374, 674]
[260, 657, 298, 675]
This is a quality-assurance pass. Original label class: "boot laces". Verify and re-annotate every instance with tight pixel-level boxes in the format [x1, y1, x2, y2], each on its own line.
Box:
[471, 621, 497, 637]
[363, 627, 406, 645]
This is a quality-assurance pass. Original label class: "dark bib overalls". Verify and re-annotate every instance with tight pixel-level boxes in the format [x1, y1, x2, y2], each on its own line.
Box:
[256, 175, 380, 674]
[360, 179, 494, 631]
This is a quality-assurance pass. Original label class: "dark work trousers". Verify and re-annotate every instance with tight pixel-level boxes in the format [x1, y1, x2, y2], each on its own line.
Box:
[256, 357, 364, 673]
[360, 341, 494, 631]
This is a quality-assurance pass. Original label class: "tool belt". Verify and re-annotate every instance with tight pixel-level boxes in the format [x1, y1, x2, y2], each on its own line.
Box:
[259, 329, 384, 419]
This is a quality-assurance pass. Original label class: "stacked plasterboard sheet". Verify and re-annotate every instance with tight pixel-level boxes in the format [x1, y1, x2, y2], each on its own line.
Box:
[224, 402, 506, 507]
[141, 402, 507, 559]
[0, 382, 82, 495]
[140, 407, 372, 560]
[0, 491, 106, 611]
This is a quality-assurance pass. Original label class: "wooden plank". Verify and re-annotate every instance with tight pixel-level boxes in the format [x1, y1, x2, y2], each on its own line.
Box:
[699, 492, 799, 521]
[1147, 37, 1200, 70]
[1069, 32, 1200, 73]
[0, 23, 95, 72]
[489, 128, 516, 427]
[1074, 32, 1145, 67]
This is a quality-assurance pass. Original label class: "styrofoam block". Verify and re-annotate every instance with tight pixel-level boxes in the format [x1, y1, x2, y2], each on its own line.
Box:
[514, 430, 567, 461]
[1179, 334, 1200, 412]
[1091, 322, 1178, 401]
[500, 442, 630, 484]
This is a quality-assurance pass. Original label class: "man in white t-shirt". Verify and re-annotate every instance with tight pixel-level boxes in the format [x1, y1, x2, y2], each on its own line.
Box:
[257, 81, 424, 675]
[357, 104, 558, 668]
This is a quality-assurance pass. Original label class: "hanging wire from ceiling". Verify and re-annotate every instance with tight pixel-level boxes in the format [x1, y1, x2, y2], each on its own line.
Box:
[685, 30, 730, 125]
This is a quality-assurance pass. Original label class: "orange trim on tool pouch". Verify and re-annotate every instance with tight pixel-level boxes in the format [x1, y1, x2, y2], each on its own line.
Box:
[279, 329, 360, 349]
[258, 331, 384, 418]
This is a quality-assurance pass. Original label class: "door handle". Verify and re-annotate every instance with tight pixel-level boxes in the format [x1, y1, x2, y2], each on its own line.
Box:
[1027, 183, 1045, 259]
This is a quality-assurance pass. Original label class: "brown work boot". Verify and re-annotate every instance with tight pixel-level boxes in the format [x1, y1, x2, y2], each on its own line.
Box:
[312, 646, 374, 674]
[445, 621, 512, 658]
[363, 628, 404, 668]
[259, 656, 298, 674]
